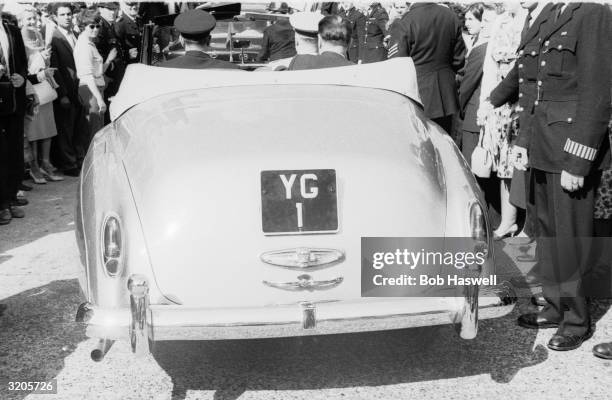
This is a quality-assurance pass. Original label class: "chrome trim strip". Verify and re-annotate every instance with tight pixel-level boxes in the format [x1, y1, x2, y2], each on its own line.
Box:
[263, 275, 344, 291]
[260, 248, 345, 271]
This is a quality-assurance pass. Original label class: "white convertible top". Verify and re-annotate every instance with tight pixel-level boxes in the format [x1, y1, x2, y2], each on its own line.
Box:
[109, 58, 422, 121]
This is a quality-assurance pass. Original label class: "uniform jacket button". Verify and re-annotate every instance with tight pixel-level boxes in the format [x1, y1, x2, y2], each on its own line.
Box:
[537, 80, 542, 86]
[518, 63, 523, 68]
[519, 50, 524, 55]
[545, 40, 550, 46]
[534, 100, 539, 106]
[519, 78, 524, 83]
[519, 93, 523, 98]
[557, 44, 562, 49]
[531, 51, 537, 56]
[541, 61, 546, 66]
[567, 117, 573, 123]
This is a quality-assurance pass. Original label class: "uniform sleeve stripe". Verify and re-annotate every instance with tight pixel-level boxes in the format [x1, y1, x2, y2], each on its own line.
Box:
[389, 44, 398, 52]
[388, 49, 398, 57]
[564, 138, 597, 161]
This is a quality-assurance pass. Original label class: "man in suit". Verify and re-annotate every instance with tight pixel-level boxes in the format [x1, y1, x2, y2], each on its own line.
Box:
[49, 3, 85, 176]
[387, 3, 466, 134]
[156, 9, 239, 70]
[339, 2, 365, 63]
[287, 15, 354, 71]
[257, 3, 296, 63]
[488, 2, 612, 351]
[0, 5, 28, 224]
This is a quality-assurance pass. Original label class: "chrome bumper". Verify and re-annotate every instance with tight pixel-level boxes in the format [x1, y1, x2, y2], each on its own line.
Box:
[77, 275, 516, 356]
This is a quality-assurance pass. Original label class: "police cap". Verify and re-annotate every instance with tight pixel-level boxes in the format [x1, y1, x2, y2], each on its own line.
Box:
[289, 12, 323, 38]
[98, 2, 120, 10]
[174, 9, 216, 40]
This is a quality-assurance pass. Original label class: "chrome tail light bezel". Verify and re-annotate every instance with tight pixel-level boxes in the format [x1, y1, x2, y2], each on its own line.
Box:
[100, 213, 125, 277]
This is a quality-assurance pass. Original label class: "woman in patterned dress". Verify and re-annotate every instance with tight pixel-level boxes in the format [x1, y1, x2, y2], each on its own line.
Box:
[478, 2, 526, 239]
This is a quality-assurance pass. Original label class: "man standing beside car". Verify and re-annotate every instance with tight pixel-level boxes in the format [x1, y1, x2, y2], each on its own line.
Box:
[155, 9, 239, 70]
[387, 2, 465, 134]
[487, 2, 612, 351]
[49, 2, 86, 176]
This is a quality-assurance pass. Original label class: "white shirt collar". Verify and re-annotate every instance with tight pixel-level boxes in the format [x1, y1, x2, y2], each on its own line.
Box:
[529, 3, 548, 26]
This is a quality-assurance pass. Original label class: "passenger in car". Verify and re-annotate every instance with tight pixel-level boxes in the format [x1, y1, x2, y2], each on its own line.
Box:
[155, 9, 239, 70]
[287, 15, 354, 71]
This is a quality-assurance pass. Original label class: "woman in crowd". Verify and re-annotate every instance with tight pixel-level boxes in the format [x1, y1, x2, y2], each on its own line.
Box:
[74, 9, 117, 140]
[458, 4, 497, 167]
[20, 6, 63, 183]
[478, 2, 526, 239]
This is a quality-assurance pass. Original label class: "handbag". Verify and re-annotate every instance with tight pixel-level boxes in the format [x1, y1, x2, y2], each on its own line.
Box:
[471, 127, 493, 178]
[32, 79, 57, 105]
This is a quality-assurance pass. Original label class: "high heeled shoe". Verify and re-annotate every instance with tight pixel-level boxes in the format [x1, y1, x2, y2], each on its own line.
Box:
[29, 169, 47, 184]
[40, 167, 64, 182]
[493, 223, 518, 241]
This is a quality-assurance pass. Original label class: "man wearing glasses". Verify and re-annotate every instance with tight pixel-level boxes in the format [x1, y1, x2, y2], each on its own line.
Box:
[114, 2, 142, 65]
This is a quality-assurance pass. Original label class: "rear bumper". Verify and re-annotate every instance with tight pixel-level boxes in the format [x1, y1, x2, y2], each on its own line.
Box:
[77, 275, 517, 352]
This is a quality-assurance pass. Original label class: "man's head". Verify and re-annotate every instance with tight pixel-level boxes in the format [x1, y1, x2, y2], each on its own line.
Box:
[123, 1, 139, 18]
[340, 2, 354, 12]
[317, 15, 352, 54]
[52, 2, 74, 29]
[289, 12, 323, 55]
[98, 3, 119, 23]
[174, 9, 216, 50]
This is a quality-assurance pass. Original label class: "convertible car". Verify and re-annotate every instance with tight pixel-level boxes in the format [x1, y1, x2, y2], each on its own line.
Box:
[75, 59, 516, 361]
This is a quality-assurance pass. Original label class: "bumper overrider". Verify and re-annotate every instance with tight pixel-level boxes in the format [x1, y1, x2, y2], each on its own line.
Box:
[76, 274, 517, 360]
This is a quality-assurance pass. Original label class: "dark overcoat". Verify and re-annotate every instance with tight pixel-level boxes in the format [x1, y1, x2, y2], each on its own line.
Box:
[387, 3, 466, 119]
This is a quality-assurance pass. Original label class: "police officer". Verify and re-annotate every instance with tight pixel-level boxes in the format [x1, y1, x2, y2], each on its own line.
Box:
[387, 2, 466, 133]
[114, 2, 142, 65]
[96, 2, 124, 121]
[361, 2, 388, 63]
[339, 2, 365, 63]
[155, 9, 239, 69]
[487, 2, 612, 352]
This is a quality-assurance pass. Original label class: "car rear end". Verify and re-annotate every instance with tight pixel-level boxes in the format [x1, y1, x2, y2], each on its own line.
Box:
[76, 85, 516, 359]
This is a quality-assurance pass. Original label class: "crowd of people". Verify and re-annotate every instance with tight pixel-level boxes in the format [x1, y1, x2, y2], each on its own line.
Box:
[1, 2, 612, 358]
[0, 1, 169, 226]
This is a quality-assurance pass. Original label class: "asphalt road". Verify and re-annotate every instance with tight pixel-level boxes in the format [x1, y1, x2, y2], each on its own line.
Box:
[1, 178, 611, 400]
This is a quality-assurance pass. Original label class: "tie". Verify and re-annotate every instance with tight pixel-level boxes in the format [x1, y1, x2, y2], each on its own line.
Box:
[521, 9, 533, 42]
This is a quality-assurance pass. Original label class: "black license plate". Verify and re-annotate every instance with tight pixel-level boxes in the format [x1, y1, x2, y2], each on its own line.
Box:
[261, 169, 338, 234]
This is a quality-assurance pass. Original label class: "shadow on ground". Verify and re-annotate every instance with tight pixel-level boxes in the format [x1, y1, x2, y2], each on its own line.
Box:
[0, 279, 86, 400]
[0, 178, 78, 259]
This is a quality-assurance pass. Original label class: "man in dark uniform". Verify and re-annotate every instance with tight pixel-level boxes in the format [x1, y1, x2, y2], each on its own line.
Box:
[361, 2, 388, 63]
[114, 2, 142, 65]
[488, 2, 612, 351]
[257, 3, 296, 63]
[339, 2, 365, 63]
[287, 15, 353, 71]
[96, 2, 124, 123]
[156, 9, 239, 70]
[387, 3, 465, 134]
[0, 4, 28, 224]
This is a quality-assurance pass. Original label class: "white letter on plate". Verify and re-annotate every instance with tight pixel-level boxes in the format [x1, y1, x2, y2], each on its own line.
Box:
[300, 174, 318, 199]
[280, 174, 297, 200]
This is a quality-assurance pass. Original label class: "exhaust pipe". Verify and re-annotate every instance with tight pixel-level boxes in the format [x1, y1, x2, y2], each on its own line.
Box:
[91, 338, 115, 362]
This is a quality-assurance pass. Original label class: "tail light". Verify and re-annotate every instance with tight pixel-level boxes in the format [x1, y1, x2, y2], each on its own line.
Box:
[469, 202, 489, 259]
[101, 214, 123, 277]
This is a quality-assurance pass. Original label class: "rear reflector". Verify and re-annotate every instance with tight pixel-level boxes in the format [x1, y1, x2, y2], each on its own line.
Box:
[260, 248, 344, 269]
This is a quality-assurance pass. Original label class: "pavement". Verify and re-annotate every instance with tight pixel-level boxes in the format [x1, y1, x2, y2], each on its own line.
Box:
[0, 178, 611, 400]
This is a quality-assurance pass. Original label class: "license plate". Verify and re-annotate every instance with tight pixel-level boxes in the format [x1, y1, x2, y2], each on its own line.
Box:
[261, 169, 338, 234]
